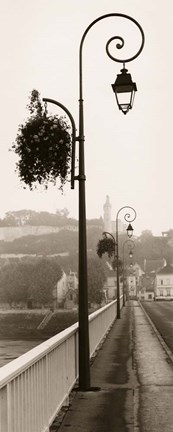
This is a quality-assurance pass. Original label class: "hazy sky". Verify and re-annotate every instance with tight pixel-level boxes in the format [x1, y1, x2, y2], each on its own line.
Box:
[1, 0, 173, 235]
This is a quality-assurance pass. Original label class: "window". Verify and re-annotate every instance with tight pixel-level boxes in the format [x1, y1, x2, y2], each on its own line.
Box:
[160, 280, 163, 285]
[167, 288, 171, 296]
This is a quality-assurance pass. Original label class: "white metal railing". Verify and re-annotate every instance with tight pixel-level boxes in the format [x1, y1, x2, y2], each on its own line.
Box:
[0, 297, 123, 432]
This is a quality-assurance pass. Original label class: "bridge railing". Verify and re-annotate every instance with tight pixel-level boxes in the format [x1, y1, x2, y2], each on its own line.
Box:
[0, 296, 123, 432]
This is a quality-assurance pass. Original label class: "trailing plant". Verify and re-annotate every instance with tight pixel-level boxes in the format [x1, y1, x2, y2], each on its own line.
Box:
[96, 237, 122, 272]
[96, 237, 115, 258]
[11, 90, 71, 191]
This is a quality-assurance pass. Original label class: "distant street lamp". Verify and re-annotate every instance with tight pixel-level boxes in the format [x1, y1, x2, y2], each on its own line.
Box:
[122, 239, 135, 303]
[43, 14, 144, 391]
[127, 223, 134, 238]
[129, 250, 133, 259]
[116, 206, 136, 317]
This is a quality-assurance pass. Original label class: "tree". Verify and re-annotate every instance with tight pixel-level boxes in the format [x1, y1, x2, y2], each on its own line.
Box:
[87, 227, 103, 252]
[30, 258, 63, 304]
[0, 258, 63, 306]
[0, 262, 32, 305]
[59, 208, 69, 218]
[57, 253, 78, 274]
[140, 230, 153, 239]
[3, 212, 17, 226]
[87, 257, 106, 306]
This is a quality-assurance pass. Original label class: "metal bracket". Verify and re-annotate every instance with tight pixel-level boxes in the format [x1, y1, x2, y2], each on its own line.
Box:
[74, 175, 86, 181]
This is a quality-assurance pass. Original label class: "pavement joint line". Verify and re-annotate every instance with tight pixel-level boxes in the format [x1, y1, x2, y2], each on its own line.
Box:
[139, 301, 173, 365]
[131, 304, 140, 432]
[93, 385, 140, 390]
[138, 383, 173, 387]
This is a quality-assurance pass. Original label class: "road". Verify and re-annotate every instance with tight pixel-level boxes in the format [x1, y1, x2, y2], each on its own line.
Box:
[133, 302, 173, 432]
[141, 300, 173, 354]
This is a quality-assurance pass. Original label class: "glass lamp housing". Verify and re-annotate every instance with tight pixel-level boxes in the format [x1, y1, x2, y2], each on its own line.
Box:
[112, 68, 137, 115]
[127, 223, 134, 238]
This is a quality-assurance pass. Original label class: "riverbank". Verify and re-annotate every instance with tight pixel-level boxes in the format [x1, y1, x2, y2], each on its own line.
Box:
[0, 309, 78, 340]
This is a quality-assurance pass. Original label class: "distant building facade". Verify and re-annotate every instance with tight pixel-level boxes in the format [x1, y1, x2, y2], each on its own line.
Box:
[53, 270, 78, 309]
[126, 262, 144, 299]
[154, 263, 173, 300]
[127, 274, 136, 298]
[137, 274, 155, 301]
[53, 271, 67, 308]
[133, 258, 168, 301]
[103, 270, 116, 300]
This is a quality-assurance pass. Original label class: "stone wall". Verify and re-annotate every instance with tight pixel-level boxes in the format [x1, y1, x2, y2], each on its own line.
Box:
[0, 225, 77, 242]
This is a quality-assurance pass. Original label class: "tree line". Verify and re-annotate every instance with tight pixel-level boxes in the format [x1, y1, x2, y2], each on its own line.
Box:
[1, 228, 173, 309]
[0, 209, 103, 228]
[0, 255, 107, 308]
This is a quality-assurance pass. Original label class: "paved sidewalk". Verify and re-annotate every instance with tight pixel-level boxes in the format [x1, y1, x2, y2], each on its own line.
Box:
[134, 302, 173, 432]
[51, 301, 137, 432]
[50, 301, 173, 432]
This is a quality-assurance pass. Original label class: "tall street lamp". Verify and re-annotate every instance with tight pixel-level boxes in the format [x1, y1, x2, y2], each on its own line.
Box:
[122, 239, 135, 304]
[116, 206, 137, 318]
[43, 14, 144, 391]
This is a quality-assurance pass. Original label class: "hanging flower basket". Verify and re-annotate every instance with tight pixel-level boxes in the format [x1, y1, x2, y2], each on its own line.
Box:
[97, 238, 122, 271]
[96, 237, 115, 258]
[11, 90, 72, 191]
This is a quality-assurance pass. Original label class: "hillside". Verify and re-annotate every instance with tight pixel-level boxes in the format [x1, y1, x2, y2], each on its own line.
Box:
[0, 226, 103, 257]
[0, 230, 78, 255]
[0, 210, 103, 241]
[0, 225, 63, 242]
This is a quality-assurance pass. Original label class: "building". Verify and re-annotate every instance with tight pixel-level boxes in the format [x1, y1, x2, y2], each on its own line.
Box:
[137, 274, 155, 301]
[132, 262, 144, 284]
[143, 258, 166, 274]
[154, 263, 173, 300]
[53, 271, 67, 308]
[103, 195, 127, 234]
[103, 195, 112, 232]
[134, 259, 166, 301]
[103, 268, 116, 300]
[53, 270, 78, 309]
[64, 288, 78, 309]
[126, 262, 144, 299]
[127, 274, 136, 298]
[66, 271, 78, 291]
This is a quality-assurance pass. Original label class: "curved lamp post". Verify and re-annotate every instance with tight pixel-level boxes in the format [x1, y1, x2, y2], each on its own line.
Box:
[43, 14, 144, 391]
[116, 206, 137, 318]
[102, 231, 116, 301]
[102, 231, 120, 316]
[122, 239, 135, 304]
